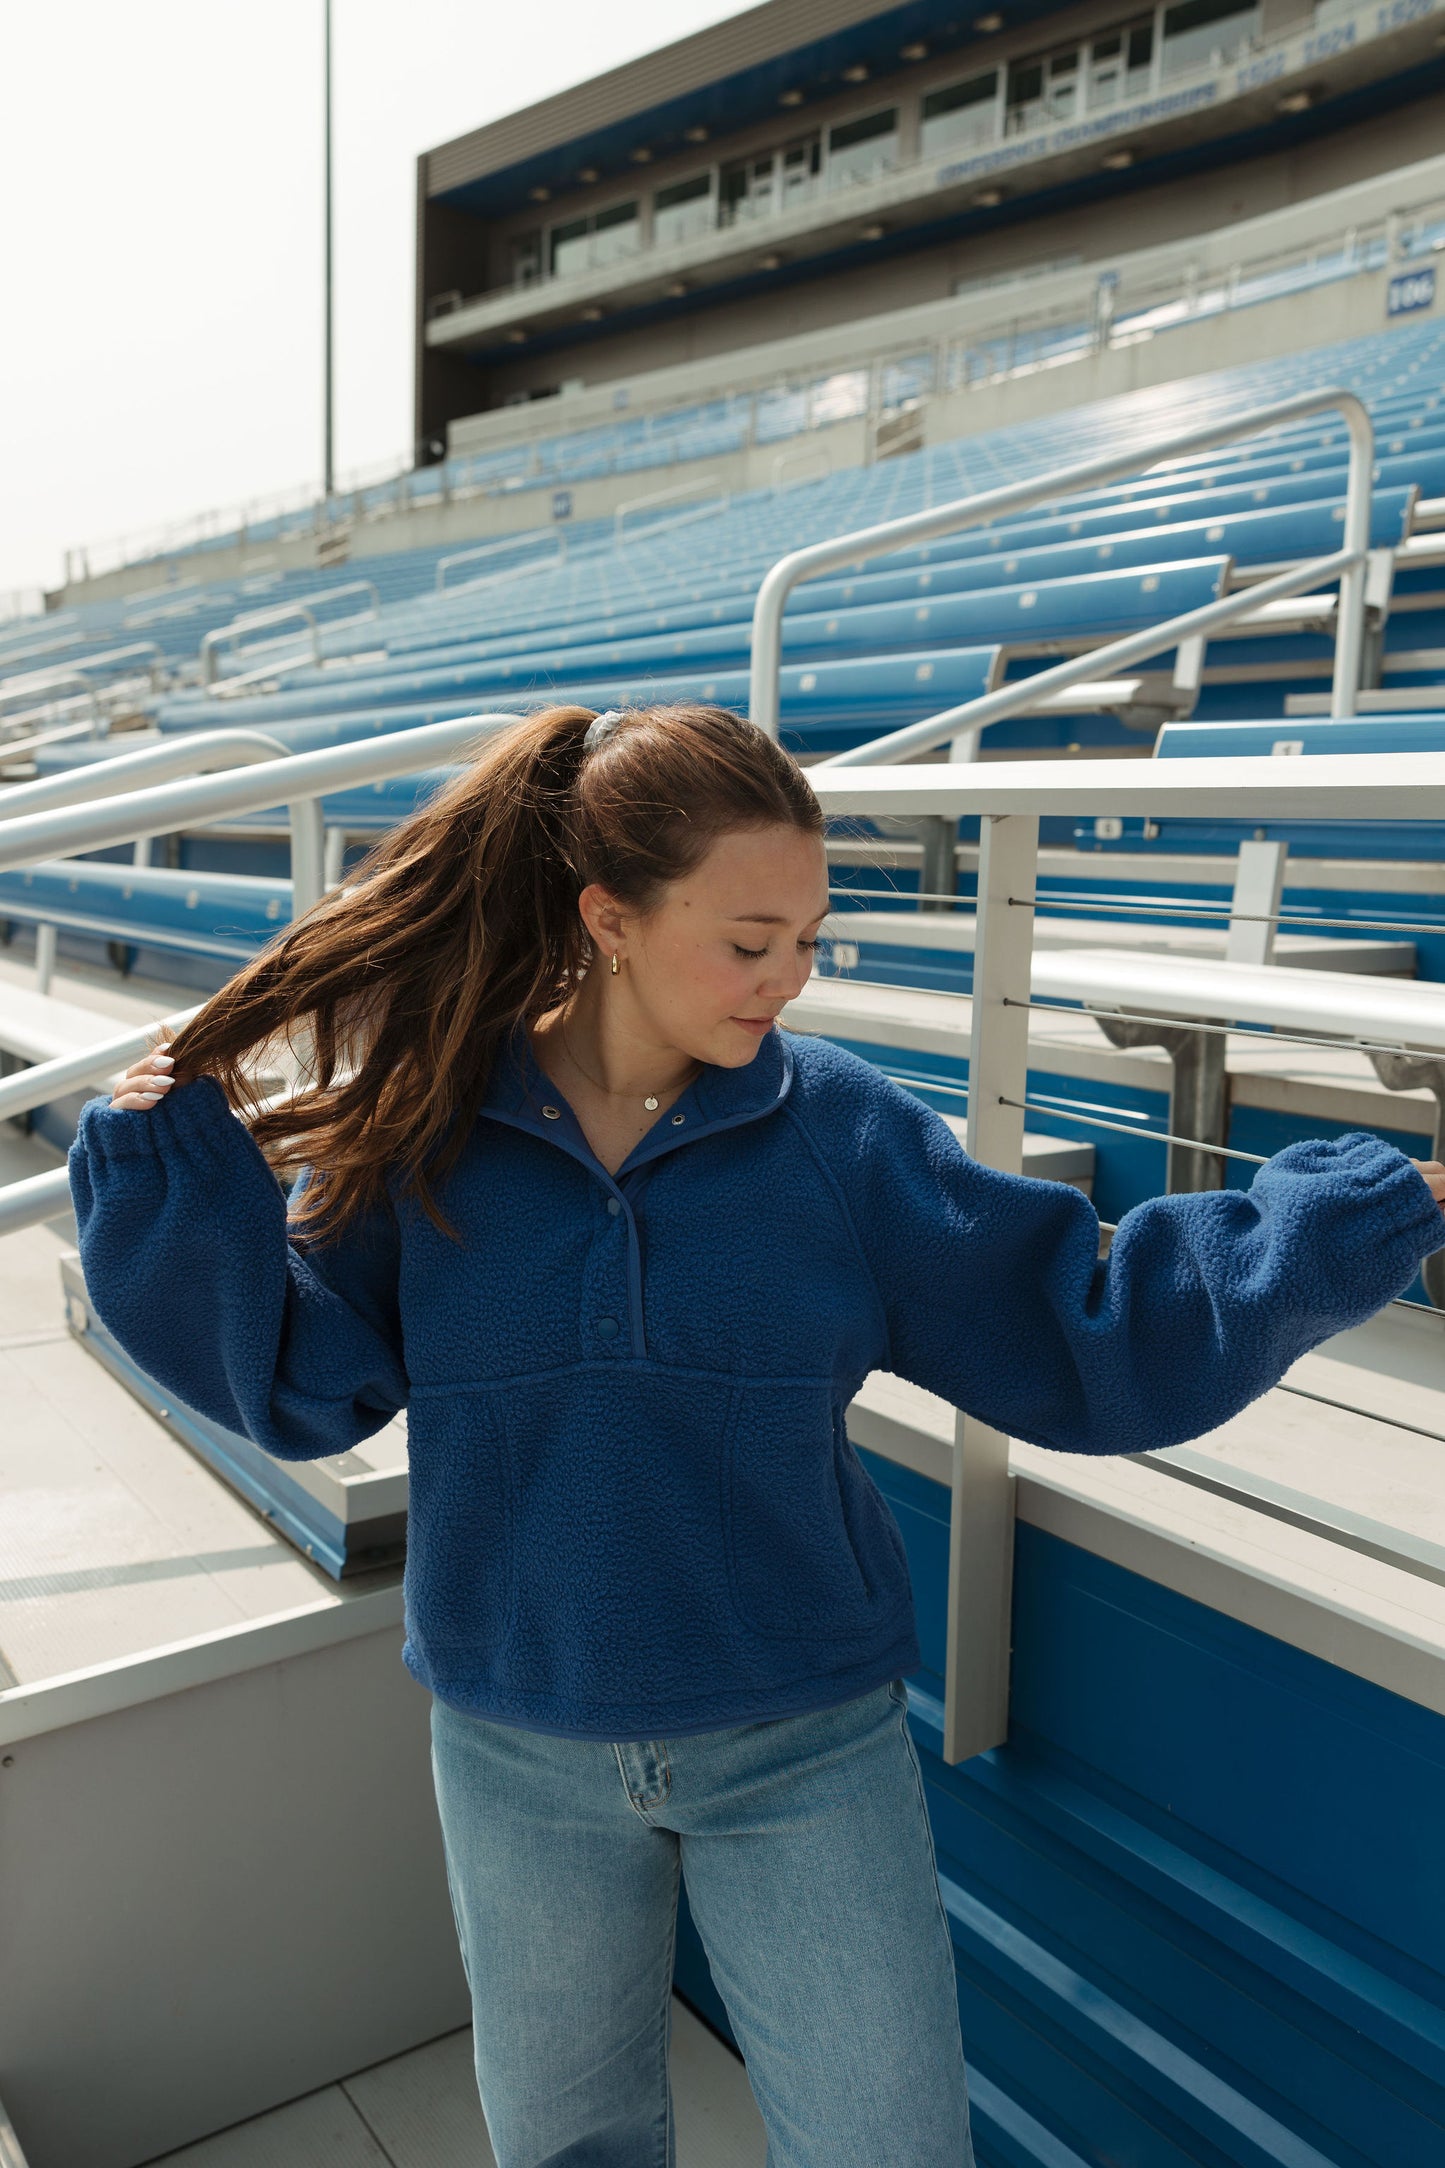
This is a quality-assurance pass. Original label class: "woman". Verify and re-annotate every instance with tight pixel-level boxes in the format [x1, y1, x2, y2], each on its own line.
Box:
[70, 702, 1445, 2168]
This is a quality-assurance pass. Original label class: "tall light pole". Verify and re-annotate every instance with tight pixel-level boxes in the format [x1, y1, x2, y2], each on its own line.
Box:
[323, 0, 335, 501]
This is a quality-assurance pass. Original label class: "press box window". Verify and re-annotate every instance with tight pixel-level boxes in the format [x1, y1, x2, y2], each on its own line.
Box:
[1160, 0, 1260, 75]
[1006, 50, 1079, 134]
[1088, 20, 1155, 106]
[549, 201, 640, 279]
[827, 108, 900, 189]
[653, 172, 715, 248]
[921, 71, 999, 156]
[719, 138, 819, 224]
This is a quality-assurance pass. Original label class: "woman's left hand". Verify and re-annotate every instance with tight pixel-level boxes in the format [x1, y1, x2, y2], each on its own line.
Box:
[1410, 1160, 1445, 1211]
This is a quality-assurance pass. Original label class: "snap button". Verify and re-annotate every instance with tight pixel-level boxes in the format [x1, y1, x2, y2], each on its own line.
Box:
[671, 1112, 685, 1125]
[606, 1197, 621, 1215]
[595, 1316, 619, 1339]
[541, 1104, 561, 1120]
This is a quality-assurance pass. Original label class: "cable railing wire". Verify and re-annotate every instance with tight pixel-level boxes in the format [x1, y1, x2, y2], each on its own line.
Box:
[1009, 892, 1445, 939]
[825, 882, 1445, 943]
[1002, 993, 1445, 1066]
[999, 1092, 1270, 1165]
[878, 1064, 1266, 1165]
[878, 1064, 1434, 1312]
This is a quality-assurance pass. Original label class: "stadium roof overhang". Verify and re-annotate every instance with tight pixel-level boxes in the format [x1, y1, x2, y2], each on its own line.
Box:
[423, 0, 1072, 218]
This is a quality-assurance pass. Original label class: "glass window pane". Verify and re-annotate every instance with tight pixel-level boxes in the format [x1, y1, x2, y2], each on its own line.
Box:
[591, 202, 640, 266]
[720, 155, 777, 223]
[827, 107, 899, 188]
[654, 172, 714, 247]
[779, 134, 820, 208]
[921, 71, 999, 155]
[828, 106, 899, 152]
[654, 172, 712, 211]
[549, 218, 590, 278]
[1161, 0, 1259, 74]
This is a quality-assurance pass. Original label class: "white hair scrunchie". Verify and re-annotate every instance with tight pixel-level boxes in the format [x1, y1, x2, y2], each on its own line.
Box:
[583, 709, 624, 752]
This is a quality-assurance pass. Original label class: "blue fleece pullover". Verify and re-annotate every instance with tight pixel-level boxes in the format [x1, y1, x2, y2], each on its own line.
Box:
[68, 1023, 1445, 1742]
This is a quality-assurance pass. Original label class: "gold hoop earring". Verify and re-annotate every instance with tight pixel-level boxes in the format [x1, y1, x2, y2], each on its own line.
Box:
[610, 951, 619, 975]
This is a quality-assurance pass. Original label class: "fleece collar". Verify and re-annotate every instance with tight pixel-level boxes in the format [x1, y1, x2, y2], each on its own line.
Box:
[479, 1018, 795, 1181]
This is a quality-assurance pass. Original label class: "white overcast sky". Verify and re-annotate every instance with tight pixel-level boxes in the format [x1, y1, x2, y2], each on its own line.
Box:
[0, 0, 754, 597]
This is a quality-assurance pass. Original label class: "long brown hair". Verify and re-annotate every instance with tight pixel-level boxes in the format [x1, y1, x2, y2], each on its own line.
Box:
[152, 702, 823, 1246]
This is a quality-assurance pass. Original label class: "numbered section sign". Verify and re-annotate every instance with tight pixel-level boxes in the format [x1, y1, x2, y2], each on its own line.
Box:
[1388, 266, 1437, 319]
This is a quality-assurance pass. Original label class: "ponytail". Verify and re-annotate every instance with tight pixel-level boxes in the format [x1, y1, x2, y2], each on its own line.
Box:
[154, 702, 820, 1246]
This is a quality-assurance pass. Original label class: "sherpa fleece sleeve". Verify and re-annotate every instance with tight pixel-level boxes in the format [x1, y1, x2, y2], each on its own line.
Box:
[68, 1072, 409, 1463]
[843, 1074, 1445, 1456]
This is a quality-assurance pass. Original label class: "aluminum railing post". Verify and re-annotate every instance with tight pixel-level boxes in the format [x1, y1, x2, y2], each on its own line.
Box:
[1094, 1012, 1228, 1193]
[1331, 396, 1374, 718]
[750, 557, 793, 741]
[35, 922, 56, 997]
[944, 811, 1036, 1765]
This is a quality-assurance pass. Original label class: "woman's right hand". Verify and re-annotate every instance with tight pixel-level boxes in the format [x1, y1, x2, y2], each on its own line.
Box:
[110, 1047, 177, 1111]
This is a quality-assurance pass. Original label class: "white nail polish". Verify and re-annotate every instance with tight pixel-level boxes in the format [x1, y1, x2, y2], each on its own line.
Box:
[151, 1054, 175, 1069]
[138, 1093, 159, 1104]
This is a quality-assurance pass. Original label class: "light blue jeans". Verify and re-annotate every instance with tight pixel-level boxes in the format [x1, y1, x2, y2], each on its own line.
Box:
[428, 1676, 977, 2168]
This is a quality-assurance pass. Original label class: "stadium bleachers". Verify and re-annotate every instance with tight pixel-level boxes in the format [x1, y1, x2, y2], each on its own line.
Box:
[7, 311, 1445, 1241]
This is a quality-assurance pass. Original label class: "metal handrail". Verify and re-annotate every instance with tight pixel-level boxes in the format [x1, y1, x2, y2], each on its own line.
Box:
[0, 726, 328, 906]
[201, 603, 319, 686]
[0, 727, 291, 820]
[614, 474, 729, 544]
[0, 642, 162, 704]
[0, 712, 521, 883]
[436, 531, 567, 594]
[198, 581, 384, 688]
[815, 545, 1362, 769]
[0, 1068, 308, 1240]
[770, 446, 833, 491]
[0, 1005, 205, 1130]
[748, 386, 1374, 740]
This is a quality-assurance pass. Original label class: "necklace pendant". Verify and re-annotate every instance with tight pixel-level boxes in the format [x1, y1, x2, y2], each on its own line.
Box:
[644, 1094, 659, 1111]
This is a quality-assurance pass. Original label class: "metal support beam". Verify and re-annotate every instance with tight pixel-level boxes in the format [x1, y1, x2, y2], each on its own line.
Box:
[916, 817, 958, 911]
[946, 812, 1036, 1765]
[1094, 1011, 1228, 1194]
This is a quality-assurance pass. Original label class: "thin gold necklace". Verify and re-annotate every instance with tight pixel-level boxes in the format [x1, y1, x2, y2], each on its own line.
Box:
[559, 1014, 701, 1113]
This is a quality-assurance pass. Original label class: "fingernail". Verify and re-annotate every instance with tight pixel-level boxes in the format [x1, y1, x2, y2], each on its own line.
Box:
[138, 1094, 159, 1104]
[151, 1053, 174, 1069]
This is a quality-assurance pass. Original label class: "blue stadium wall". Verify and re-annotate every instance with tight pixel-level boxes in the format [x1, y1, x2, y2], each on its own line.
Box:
[674, 1453, 1445, 2167]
